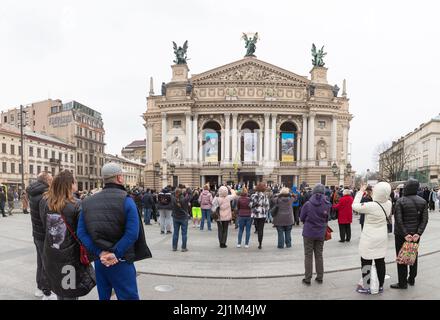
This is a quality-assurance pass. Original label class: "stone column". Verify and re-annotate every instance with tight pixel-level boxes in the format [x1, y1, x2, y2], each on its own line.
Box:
[224, 113, 230, 163]
[199, 133, 203, 163]
[271, 114, 277, 161]
[343, 124, 349, 161]
[264, 113, 270, 161]
[308, 112, 316, 162]
[161, 113, 167, 158]
[331, 116, 338, 162]
[296, 134, 301, 163]
[192, 114, 198, 163]
[231, 114, 238, 163]
[258, 131, 263, 162]
[221, 130, 224, 162]
[185, 112, 192, 162]
[301, 115, 308, 162]
[146, 123, 153, 164]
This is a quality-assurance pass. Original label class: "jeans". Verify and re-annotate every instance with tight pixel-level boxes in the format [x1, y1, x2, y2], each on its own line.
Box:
[172, 218, 188, 250]
[200, 209, 212, 230]
[159, 209, 172, 232]
[266, 210, 273, 223]
[95, 260, 139, 300]
[254, 218, 266, 245]
[143, 208, 152, 224]
[33, 238, 51, 296]
[217, 221, 229, 246]
[303, 237, 324, 281]
[339, 223, 351, 241]
[361, 257, 386, 289]
[395, 235, 419, 286]
[276, 225, 293, 248]
[237, 216, 252, 245]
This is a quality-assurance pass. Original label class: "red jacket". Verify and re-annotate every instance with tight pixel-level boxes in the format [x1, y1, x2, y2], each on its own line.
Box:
[332, 195, 354, 224]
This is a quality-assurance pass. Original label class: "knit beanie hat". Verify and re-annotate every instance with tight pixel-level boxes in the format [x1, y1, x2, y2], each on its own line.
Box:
[312, 183, 325, 195]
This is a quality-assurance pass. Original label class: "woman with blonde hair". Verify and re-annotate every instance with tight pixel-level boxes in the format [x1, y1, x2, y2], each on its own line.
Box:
[273, 187, 295, 249]
[212, 186, 237, 248]
[39, 170, 95, 300]
[250, 183, 270, 250]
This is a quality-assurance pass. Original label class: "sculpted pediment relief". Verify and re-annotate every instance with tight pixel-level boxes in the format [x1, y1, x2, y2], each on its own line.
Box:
[191, 58, 309, 87]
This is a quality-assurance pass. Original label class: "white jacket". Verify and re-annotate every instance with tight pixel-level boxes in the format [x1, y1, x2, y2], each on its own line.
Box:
[352, 182, 392, 260]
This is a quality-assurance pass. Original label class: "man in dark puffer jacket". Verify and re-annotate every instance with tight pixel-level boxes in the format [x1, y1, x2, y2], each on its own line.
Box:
[391, 179, 429, 289]
[26, 172, 53, 298]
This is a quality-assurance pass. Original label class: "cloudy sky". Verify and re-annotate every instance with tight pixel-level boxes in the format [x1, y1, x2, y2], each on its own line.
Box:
[1, 0, 439, 174]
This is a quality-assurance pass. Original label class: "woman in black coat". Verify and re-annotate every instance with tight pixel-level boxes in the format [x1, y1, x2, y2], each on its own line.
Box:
[40, 170, 95, 300]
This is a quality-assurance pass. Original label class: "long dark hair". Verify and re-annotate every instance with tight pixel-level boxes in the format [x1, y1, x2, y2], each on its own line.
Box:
[44, 170, 76, 213]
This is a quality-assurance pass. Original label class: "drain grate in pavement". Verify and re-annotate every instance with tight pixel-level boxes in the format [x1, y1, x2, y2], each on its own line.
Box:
[154, 284, 175, 292]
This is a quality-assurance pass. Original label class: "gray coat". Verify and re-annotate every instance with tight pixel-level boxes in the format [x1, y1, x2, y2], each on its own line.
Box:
[273, 195, 294, 227]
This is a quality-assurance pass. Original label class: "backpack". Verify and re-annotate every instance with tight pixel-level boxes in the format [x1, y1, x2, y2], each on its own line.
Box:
[158, 193, 171, 206]
[200, 192, 211, 207]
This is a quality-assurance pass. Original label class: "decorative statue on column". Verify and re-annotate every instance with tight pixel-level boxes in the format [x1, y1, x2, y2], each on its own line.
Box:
[242, 32, 259, 57]
[317, 140, 327, 160]
[332, 84, 340, 97]
[172, 40, 189, 64]
[311, 44, 327, 67]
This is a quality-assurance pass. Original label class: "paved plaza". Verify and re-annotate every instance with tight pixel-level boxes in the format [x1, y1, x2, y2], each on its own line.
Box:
[1, 211, 439, 300]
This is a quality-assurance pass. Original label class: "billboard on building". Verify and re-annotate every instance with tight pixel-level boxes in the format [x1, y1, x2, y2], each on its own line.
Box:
[244, 132, 257, 162]
[281, 132, 295, 162]
[204, 132, 218, 162]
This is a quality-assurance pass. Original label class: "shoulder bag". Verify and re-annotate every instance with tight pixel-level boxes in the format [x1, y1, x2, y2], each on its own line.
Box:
[59, 211, 91, 266]
[375, 201, 392, 225]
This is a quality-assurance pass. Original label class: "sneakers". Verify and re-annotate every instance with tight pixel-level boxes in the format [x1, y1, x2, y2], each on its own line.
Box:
[379, 287, 384, 294]
[160, 231, 165, 234]
[166, 231, 172, 234]
[356, 286, 371, 294]
[236, 244, 241, 248]
[34, 289, 44, 298]
[42, 292, 57, 300]
[315, 279, 323, 284]
[181, 248, 188, 252]
[172, 248, 177, 252]
[244, 245, 249, 249]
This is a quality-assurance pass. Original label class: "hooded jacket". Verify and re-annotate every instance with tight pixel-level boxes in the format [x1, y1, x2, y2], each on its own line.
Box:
[300, 193, 331, 240]
[394, 179, 429, 237]
[199, 190, 213, 210]
[26, 181, 49, 241]
[332, 194, 354, 224]
[352, 182, 392, 260]
[212, 186, 237, 221]
[273, 194, 294, 226]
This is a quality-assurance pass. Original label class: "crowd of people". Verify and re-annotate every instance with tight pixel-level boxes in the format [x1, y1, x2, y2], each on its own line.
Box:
[1, 164, 435, 299]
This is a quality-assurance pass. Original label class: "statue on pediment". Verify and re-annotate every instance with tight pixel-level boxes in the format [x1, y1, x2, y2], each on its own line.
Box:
[242, 32, 258, 57]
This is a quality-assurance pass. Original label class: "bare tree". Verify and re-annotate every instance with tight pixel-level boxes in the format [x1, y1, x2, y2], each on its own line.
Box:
[375, 141, 411, 182]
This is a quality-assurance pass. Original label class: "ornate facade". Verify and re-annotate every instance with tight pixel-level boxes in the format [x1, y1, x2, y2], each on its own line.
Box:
[143, 54, 353, 189]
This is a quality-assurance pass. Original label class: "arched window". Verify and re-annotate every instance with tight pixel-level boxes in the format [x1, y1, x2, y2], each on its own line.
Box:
[279, 122, 297, 162]
[240, 121, 260, 162]
[202, 121, 221, 162]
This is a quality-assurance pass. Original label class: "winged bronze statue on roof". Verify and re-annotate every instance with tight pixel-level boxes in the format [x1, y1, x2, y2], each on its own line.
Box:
[311, 43, 327, 67]
[242, 32, 259, 57]
[173, 40, 189, 64]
